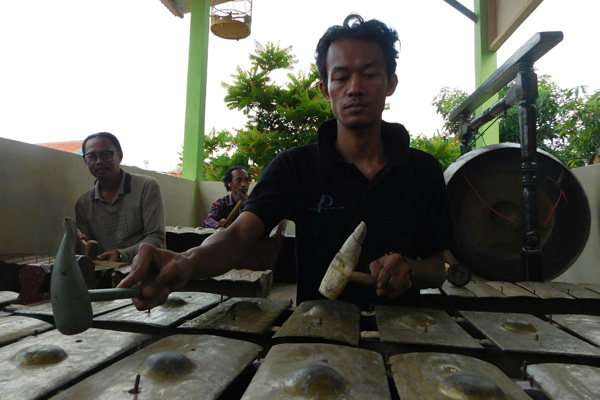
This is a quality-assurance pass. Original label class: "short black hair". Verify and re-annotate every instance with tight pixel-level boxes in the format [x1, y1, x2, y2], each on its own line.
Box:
[82, 132, 122, 154]
[315, 13, 400, 84]
[223, 166, 249, 191]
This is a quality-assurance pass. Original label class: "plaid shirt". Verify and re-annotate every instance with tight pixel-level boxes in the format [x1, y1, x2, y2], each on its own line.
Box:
[203, 193, 240, 228]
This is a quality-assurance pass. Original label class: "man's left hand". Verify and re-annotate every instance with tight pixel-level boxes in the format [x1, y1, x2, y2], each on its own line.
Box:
[369, 252, 412, 298]
[97, 250, 120, 262]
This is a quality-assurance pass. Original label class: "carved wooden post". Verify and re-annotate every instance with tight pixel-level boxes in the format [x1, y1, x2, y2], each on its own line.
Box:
[517, 60, 543, 281]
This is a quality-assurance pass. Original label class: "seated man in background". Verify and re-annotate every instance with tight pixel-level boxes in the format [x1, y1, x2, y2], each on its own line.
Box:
[76, 132, 166, 263]
[204, 166, 250, 229]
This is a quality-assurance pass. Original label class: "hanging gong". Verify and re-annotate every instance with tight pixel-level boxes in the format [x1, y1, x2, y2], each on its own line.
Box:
[444, 143, 590, 282]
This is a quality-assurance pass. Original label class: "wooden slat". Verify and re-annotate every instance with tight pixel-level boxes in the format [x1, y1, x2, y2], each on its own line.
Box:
[53, 334, 261, 400]
[580, 283, 600, 295]
[0, 254, 54, 264]
[267, 282, 297, 305]
[241, 343, 391, 400]
[516, 282, 575, 299]
[0, 291, 18, 306]
[464, 280, 507, 298]
[461, 310, 600, 356]
[214, 268, 264, 282]
[183, 269, 274, 298]
[376, 306, 482, 349]
[95, 292, 222, 330]
[391, 353, 530, 400]
[529, 363, 600, 400]
[0, 328, 150, 399]
[181, 297, 291, 335]
[6, 298, 132, 319]
[165, 226, 216, 235]
[549, 314, 600, 347]
[0, 315, 53, 347]
[485, 281, 538, 297]
[93, 260, 129, 271]
[549, 282, 600, 299]
[273, 299, 360, 345]
[441, 281, 476, 298]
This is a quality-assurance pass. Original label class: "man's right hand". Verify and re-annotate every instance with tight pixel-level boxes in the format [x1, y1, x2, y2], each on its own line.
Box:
[117, 243, 194, 310]
[216, 218, 231, 228]
[76, 229, 87, 250]
[118, 212, 265, 310]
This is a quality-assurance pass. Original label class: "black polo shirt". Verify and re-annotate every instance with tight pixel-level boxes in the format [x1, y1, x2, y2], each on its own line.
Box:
[244, 119, 453, 308]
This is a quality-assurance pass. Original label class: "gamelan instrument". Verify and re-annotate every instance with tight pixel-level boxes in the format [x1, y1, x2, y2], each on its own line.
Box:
[3, 291, 600, 399]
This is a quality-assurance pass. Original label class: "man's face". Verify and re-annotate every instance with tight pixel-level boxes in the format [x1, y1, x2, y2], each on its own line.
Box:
[320, 39, 398, 130]
[83, 136, 122, 182]
[229, 169, 250, 196]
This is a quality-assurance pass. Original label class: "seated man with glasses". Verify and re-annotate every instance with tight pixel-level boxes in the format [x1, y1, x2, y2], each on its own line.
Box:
[75, 132, 166, 263]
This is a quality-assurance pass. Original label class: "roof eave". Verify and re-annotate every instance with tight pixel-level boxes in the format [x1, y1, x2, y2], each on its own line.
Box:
[159, 0, 191, 18]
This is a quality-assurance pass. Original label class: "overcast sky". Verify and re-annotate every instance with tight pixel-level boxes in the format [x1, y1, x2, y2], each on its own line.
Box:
[0, 0, 598, 172]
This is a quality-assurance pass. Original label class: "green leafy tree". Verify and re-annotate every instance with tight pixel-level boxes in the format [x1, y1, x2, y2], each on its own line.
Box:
[411, 134, 461, 172]
[431, 87, 468, 138]
[433, 76, 600, 168]
[499, 76, 600, 167]
[556, 89, 600, 167]
[202, 129, 238, 180]
[497, 75, 564, 149]
[203, 41, 334, 180]
[409, 86, 466, 171]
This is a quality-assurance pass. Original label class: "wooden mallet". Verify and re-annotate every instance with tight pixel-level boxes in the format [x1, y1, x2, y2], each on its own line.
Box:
[318, 221, 376, 300]
[84, 239, 99, 260]
[223, 191, 247, 226]
[51, 217, 140, 335]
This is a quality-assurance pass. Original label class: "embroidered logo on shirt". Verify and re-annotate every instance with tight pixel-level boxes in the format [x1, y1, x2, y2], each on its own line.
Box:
[309, 194, 344, 213]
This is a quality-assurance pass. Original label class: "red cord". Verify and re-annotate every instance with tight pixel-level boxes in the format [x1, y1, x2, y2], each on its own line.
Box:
[544, 174, 569, 227]
[463, 174, 521, 226]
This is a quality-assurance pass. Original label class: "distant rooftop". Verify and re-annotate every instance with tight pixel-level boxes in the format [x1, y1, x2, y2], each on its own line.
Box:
[37, 140, 83, 155]
[36, 139, 183, 176]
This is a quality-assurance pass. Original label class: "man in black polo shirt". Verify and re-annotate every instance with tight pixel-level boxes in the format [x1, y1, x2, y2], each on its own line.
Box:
[120, 13, 453, 310]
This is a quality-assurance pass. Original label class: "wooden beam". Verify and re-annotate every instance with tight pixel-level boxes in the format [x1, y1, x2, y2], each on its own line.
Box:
[488, 0, 543, 51]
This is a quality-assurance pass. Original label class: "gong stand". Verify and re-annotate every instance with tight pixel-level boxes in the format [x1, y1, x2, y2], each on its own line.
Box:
[449, 31, 563, 281]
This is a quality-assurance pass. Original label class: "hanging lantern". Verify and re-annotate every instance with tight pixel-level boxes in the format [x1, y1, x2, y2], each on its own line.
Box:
[210, 0, 253, 40]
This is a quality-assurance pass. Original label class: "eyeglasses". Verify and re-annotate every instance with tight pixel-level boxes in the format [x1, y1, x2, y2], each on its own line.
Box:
[83, 150, 116, 164]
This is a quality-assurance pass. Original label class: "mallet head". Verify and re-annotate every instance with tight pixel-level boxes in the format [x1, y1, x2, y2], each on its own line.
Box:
[51, 217, 93, 335]
[319, 221, 368, 300]
[85, 239, 100, 260]
[50, 218, 142, 335]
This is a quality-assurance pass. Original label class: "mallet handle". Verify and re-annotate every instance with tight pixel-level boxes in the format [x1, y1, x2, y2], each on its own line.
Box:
[89, 287, 141, 302]
[350, 271, 377, 286]
[224, 192, 247, 225]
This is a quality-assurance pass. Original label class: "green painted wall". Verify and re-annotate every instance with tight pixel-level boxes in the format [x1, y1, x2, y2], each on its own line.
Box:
[474, 0, 500, 147]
